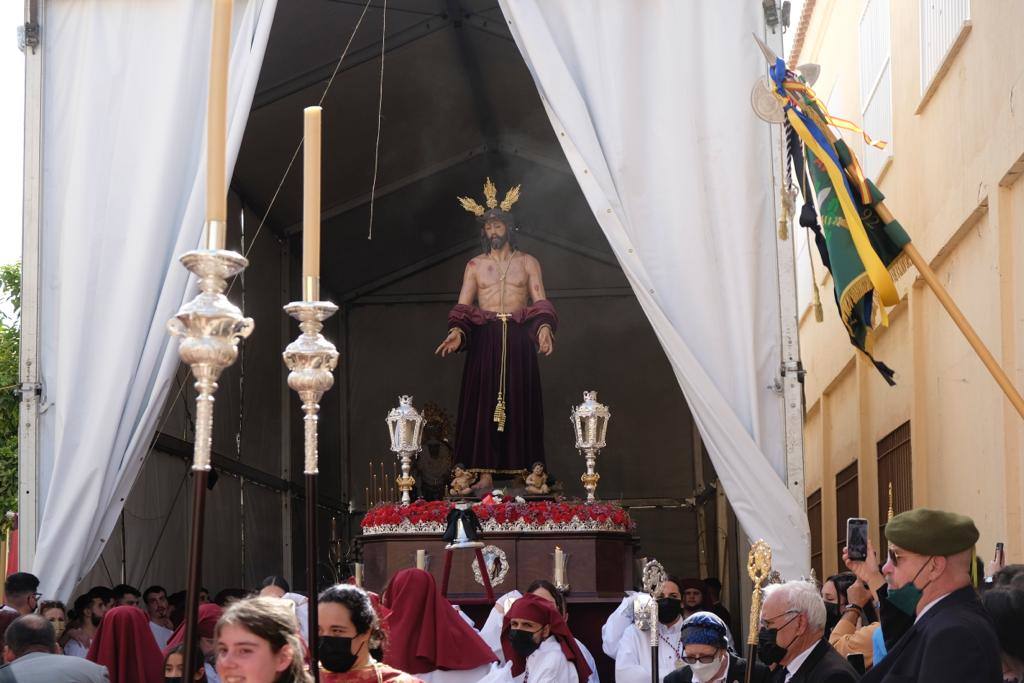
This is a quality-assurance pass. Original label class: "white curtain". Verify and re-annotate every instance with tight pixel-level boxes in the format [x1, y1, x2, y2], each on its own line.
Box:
[499, 0, 810, 578]
[35, 0, 277, 599]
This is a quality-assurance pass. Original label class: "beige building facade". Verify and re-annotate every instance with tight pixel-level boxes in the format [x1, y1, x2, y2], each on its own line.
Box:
[791, 0, 1024, 578]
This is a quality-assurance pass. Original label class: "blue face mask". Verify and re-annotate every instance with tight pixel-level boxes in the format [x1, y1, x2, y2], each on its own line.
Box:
[886, 556, 934, 616]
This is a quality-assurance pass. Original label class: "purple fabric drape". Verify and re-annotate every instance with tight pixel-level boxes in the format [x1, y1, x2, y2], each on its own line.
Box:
[447, 301, 557, 473]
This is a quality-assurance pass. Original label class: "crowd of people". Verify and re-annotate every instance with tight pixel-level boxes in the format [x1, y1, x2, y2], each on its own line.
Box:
[0, 507, 1021, 682]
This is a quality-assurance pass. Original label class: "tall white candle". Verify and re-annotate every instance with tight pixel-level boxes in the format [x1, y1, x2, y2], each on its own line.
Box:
[205, 0, 232, 247]
[302, 106, 322, 301]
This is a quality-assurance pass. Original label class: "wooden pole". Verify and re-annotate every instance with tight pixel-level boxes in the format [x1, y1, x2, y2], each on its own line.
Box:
[306, 474, 320, 683]
[182, 472, 208, 683]
[901, 241, 1024, 420]
[804, 95, 1024, 423]
[871, 203, 1024, 421]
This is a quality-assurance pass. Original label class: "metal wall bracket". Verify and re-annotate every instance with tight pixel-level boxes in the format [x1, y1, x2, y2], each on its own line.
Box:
[780, 360, 806, 383]
[18, 23, 40, 53]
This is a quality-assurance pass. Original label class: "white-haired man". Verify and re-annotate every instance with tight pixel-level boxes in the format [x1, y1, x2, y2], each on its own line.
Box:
[757, 580, 859, 683]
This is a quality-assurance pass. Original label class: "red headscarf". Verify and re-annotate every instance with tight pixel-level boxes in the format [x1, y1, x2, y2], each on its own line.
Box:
[381, 568, 497, 674]
[501, 593, 591, 683]
[164, 602, 224, 654]
[86, 605, 164, 683]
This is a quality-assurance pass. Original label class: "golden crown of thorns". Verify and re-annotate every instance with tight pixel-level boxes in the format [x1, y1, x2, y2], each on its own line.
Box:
[457, 177, 521, 216]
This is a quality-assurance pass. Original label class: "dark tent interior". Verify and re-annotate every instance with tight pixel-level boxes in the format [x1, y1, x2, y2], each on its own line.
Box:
[76, 2, 743, 662]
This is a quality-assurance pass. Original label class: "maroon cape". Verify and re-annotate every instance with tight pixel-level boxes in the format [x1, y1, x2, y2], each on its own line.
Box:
[381, 568, 497, 674]
[164, 602, 223, 654]
[447, 300, 557, 474]
[86, 605, 164, 683]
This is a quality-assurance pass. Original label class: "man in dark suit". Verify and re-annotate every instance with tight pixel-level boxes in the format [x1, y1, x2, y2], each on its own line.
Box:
[756, 580, 859, 683]
[862, 508, 1002, 682]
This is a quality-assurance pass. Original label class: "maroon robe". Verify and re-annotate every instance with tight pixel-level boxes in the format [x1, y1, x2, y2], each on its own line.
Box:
[447, 300, 557, 474]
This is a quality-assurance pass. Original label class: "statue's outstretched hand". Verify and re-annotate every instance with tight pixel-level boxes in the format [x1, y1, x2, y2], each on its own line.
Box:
[435, 329, 462, 357]
[537, 326, 554, 356]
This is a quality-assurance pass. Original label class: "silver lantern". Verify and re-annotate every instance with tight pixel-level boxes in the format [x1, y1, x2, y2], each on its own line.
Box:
[570, 390, 611, 502]
[386, 395, 425, 505]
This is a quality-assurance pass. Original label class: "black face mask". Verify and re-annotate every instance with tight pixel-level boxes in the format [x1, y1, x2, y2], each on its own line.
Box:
[509, 628, 542, 658]
[657, 597, 682, 624]
[757, 613, 800, 666]
[164, 678, 183, 683]
[823, 602, 842, 636]
[319, 635, 359, 673]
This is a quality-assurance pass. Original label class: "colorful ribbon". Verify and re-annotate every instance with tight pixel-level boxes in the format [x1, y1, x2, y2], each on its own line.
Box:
[769, 59, 899, 311]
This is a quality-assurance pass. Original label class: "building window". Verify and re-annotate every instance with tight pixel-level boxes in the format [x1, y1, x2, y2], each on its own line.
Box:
[807, 489, 823, 583]
[859, 0, 893, 180]
[919, 0, 971, 97]
[835, 462, 859, 573]
[877, 421, 913, 544]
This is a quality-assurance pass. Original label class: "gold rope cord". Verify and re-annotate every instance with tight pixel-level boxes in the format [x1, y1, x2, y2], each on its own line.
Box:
[491, 251, 516, 433]
[493, 314, 509, 432]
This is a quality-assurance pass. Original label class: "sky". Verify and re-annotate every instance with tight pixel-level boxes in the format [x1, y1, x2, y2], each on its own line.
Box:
[1, 2, 25, 269]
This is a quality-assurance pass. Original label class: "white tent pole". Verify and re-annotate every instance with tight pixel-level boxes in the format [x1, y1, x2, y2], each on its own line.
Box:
[767, 26, 807, 509]
[18, 0, 45, 571]
[774, 122, 807, 507]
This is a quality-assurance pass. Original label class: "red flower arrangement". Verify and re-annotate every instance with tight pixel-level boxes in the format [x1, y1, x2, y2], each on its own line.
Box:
[361, 499, 632, 533]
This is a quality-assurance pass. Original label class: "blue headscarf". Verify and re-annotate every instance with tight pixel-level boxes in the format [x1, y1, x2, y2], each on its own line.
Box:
[680, 611, 729, 649]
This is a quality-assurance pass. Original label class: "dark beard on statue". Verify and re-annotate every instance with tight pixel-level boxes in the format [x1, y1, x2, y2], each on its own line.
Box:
[479, 228, 516, 254]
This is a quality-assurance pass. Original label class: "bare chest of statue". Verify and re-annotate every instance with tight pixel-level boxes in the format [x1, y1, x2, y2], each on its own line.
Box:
[475, 254, 529, 313]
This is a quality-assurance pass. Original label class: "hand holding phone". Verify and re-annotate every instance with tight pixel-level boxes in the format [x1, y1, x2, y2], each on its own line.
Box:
[846, 517, 869, 562]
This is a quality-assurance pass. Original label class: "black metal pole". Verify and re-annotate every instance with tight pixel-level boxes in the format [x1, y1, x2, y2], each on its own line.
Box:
[307, 473, 319, 683]
[651, 643, 659, 683]
[182, 470, 208, 683]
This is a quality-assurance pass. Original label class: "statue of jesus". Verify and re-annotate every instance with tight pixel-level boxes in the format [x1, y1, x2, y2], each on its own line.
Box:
[435, 178, 557, 494]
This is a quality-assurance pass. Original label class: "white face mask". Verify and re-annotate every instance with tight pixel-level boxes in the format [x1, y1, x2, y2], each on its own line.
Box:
[689, 653, 726, 683]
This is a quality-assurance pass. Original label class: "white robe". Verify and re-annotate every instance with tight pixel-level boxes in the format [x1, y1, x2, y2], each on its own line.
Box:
[62, 638, 89, 658]
[600, 592, 637, 658]
[419, 663, 501, 682]
[479, 591, 599, 683]
[476, 638, 580, 683]
[614, 620, 691, 683]
[149, 621, 173, 649]
[282, 592, 309, 641]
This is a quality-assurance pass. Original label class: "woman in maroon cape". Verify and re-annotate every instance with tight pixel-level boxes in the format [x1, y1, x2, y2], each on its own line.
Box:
[317, 584, 423, 682]
[86, 605, 164, 683]
[381, 569, 497, 679]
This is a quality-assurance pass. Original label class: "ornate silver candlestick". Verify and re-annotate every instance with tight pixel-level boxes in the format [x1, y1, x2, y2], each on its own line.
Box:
[570, 391, 611, 502]
[283, 299, 339, 674]
[386, 396, 424, 505]
[283, 301, 339, 475]
[167, 240, 254, 680]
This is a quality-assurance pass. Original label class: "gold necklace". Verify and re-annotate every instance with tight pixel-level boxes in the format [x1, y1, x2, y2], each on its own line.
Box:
[490, 250, 517, 280]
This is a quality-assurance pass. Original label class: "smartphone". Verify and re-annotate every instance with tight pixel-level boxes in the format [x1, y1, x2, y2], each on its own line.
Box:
[995, 542, 1005, 567]
[847, 517, 869, 561]
[847, 654, 866, 674]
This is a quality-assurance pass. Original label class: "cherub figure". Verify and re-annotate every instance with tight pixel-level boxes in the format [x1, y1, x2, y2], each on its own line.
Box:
[524, 461, 550, 495]
[449, 464, 477, 496]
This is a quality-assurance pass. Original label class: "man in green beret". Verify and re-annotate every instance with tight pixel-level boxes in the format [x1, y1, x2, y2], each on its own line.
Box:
[862, 508, 1002, 682]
